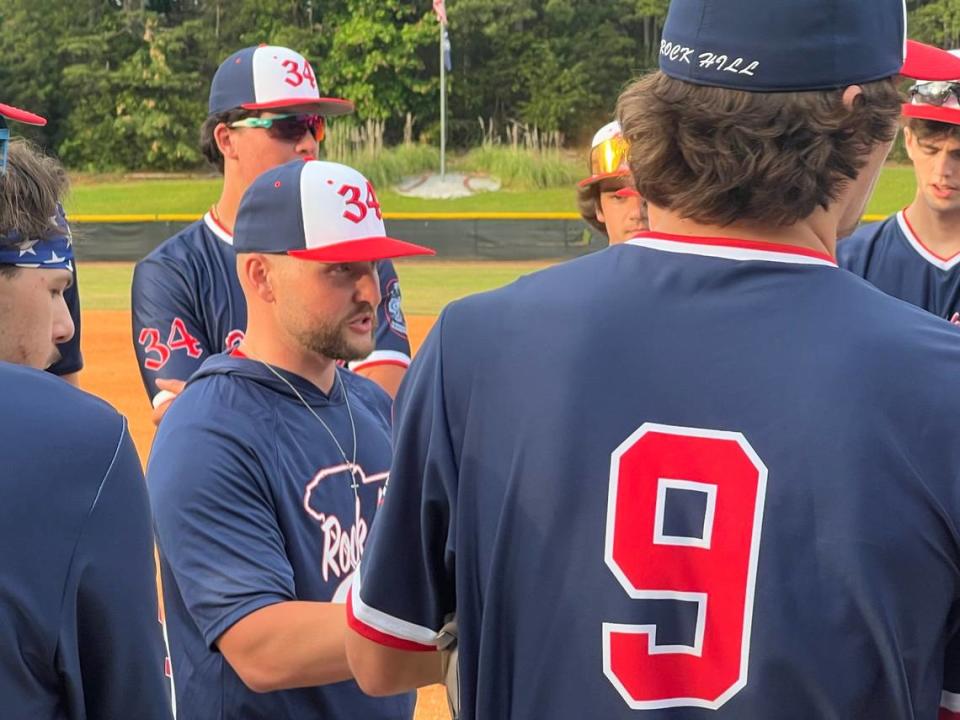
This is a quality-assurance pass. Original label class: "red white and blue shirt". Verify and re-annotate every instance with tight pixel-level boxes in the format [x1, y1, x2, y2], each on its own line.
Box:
[351, 232, 960, 719]
[839, 210, 960, 324]
[132, 211, 411, 405]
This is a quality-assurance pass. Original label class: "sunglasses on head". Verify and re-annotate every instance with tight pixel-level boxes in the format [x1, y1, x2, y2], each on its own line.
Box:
[228, 113, 326, 142]
[909, 81, 960, 108]
[589, 134, 630, 178]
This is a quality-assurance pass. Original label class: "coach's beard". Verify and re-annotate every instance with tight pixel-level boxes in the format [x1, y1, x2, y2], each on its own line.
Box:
[298, 304, 378, 363]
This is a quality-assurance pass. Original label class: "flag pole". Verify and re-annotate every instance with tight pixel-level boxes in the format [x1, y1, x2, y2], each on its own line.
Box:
[440, 23, 447, 181]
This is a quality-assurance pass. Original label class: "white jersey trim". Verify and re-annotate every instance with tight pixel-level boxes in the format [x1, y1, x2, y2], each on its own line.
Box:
[349, 349, 411, 372]
[895, 210, 960, 271]
[943, 690, 960, 712]
[202, 211, 234, 246]
[625, 236, 836, 267]
[350, 567, 440, 646]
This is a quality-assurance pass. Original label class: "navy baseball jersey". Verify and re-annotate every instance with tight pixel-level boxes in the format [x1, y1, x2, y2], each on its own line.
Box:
[0, 362, 172, 720]
[131, 212, 411, 405]
[350, 232, 960, 719]
[839, 210, 960, 323]
[147, 352, 414, 719]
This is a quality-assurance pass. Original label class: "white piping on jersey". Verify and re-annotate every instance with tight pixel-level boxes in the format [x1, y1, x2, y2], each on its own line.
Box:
[350, 567, 440, 646]
[349, 349, 411, 372]
[625, 236, 836, 267]
[202, 211, 234, 245]
[895, 211, 960, 271]
[942, 690, 960, 712]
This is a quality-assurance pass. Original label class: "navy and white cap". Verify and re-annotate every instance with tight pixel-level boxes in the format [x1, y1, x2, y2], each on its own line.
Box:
[659, 0, 960, 91]
[235, 160, 435, 262]
[209, 45, 354, 117]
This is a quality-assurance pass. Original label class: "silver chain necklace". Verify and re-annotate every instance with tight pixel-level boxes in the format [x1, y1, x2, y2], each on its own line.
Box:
[255, 357, 360, 499]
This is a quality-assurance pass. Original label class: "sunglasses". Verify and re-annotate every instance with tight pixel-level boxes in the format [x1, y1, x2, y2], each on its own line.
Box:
[228, 113, 326, 142]
[909, 81, 960, 108]
[589, 134, 631, 178]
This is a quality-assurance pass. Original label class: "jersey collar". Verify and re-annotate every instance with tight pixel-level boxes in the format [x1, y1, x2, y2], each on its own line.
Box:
[203, 210, 234, 246]
[625, 231, 837, 267]
[895, 209, 960, 271]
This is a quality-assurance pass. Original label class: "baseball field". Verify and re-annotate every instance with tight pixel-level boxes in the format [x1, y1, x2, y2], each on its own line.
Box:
[77, 258, 552, 720]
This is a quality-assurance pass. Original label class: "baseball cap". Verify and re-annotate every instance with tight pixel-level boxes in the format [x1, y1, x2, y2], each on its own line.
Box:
[659, 0, 960, 91]
[209, 45, 354, 117]
[235, 160, 435, 262]
[578, 121, 631, 188]
[902, 50, 960, 125]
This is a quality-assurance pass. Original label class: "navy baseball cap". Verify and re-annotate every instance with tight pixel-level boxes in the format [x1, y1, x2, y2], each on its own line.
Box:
[235, 160, 435, 262]
[659, 0, 960, 91]
[209, 45, 354, 117]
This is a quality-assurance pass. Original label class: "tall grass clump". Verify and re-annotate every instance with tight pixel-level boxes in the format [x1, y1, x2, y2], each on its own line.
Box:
[322, 119, 439, 187]
[457, 146, 581, 190]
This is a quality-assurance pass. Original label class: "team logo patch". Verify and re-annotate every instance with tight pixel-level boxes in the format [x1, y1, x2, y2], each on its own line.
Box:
[385, 278, 407, 338]
[302, 463, 389, 584]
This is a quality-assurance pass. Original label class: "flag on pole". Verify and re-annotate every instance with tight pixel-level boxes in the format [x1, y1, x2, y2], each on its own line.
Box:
[442, 25, 453, 71]
[433, 0, 448, 25]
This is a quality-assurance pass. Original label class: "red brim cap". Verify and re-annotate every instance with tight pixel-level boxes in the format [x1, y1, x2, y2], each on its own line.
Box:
[901, 40, 960, 81]
[577, 170, 631, 189]
[901, 102, 960, 125]
[241, 96, 355, 117]
[287, 236, 436, 262]
[0, 103, 46, 126]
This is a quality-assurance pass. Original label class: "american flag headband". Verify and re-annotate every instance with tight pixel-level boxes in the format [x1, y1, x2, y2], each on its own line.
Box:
[0, 216, 75, 272]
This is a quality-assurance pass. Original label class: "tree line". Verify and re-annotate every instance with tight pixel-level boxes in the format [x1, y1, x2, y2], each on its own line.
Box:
[0, 0, 954, 171]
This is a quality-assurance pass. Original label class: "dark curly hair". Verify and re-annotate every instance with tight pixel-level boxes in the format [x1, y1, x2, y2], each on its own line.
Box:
[617, 72, 901, 227]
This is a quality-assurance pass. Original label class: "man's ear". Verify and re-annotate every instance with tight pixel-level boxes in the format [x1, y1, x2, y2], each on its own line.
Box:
[237, 253, 275, 303]
[841, 84, 863, 110]
[903, 125, 918, 163]
[215, 122, 239, 162]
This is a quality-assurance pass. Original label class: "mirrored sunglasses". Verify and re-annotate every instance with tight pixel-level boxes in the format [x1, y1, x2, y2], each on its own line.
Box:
[589, 134, 630, 178]
[910, 81, 960, 108]
[229, 113, 326, 142]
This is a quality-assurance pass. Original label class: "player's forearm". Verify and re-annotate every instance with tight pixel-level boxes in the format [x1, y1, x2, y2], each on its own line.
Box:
[345, 628, 443, 697]
[217, 600, 353, 693]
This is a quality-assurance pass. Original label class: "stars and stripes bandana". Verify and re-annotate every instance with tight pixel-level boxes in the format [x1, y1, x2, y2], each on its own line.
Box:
[0, 205, 74, 272]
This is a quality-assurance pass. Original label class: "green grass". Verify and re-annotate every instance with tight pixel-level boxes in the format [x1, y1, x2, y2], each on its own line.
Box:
[65, 179, 577, 215]
[79, 260, 553, 315]
[64, 164, 919, 218]
[389, 260, 550, 315]
[864, 165, 915, 217]
[81, 263, 135, 311]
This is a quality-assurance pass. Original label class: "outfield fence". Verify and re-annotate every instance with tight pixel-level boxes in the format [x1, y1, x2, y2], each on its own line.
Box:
[69, 213, 887, 262]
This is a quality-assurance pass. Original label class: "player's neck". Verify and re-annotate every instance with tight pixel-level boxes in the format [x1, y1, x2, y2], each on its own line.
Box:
[239, 329, 337, 395]
[904, 199, 960, 258]
[648, 207, 836, 257]
[212, 176, 247, 234]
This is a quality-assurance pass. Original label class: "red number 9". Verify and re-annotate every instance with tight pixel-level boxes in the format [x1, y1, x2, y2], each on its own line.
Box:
[604, 423, 767, 709]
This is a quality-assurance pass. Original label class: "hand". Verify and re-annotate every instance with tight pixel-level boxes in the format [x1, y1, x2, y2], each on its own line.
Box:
[151, 378, 187, 427]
